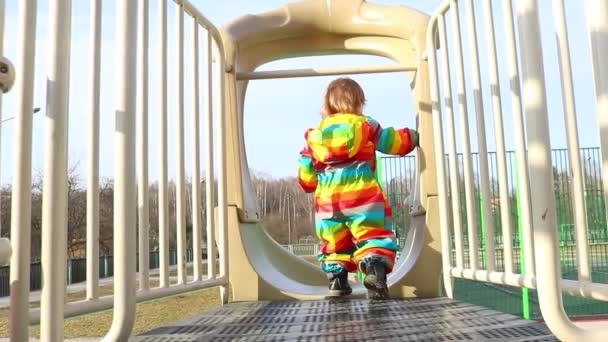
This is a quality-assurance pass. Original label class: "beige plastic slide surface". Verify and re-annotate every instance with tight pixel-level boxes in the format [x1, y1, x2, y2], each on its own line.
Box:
[221, 0, 441, 300]
[238, 176, 426, 298]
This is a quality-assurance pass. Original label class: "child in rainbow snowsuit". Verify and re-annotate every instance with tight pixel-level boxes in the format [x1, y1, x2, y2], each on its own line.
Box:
[298, 78, 419, 299]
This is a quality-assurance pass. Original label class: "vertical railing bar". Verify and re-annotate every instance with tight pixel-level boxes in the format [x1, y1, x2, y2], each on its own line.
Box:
[596, 148, 603, 228]
[399, 155, 404, 203]
[428, 14, 454, 298]
[585, 0, 608, 246]
[450, 0, 479, 270]
[597, 147, 604, 244]
[595, 148, 603, 242]
[464, 0, 495, 272]
[503, 0, 535, 276]
[158, 0, 169, 288]
[387, 156, 392, 198]
[516, 1, 601, 340]
[585, 148, 593, 241]
[589, 148, 599, 242]
[480, 0, 511, 274]
[401, 157, 405, 201]
[383, 152, 388, 194]
[40, 1, 71, 339]
[105, 0, 138, 339]
[485, 153, 492, 266]
[409, 156, 413, 193]
[426, 16, 454, 298]
[391, 158, 395, 196]
[0, 0, 4, 237]
[137, 0, 150, 291]
[9, 0, 37, 339]
[175, 1, 187, 286]
[205, 31, 216, 280]
[86, 0, 102, 301]
[216, 37, 229, 303]
[191, 17, 202, 282]
[507, 151, 514, 268]
[438, 14, 465, 269]
[409, 156, 413, 195]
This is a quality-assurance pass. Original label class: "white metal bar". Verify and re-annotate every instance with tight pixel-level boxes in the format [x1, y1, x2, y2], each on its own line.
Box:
[40, 1, 71, 339]
[216, 38, 229, 303]
[104, 0, 138, 339]
[427, 14, 454, 298]
[205, 31, 216, 280]
[0, 0, 4, 237]
[503, 0, 535, 277]
[433, 1, 451, 16]
[173, 0, 227, 66]
[86, 0, 102, 301]
[191, 18, 202, 281]
[236, 64, 417, 80]
[554, 0, 590, 282]
[137, 0, 150, 291]
[437, 15, 464, 269]
[30, 277, 228, 324]
[158, 0, 169, 288]
[450, 268, 536, 289]
[560, 279, 608, 302]
[9, 0, 37, 340]
[516, 1, 608, 340]
[175, 2, 187, 285]
[450, 0, 479, 270]
[586, 0, 608, 244]
[464, 0, 495, 272]
[33, 276, 225, 323]
[480, 0, 511, 273]
[451, 267, 608, 303]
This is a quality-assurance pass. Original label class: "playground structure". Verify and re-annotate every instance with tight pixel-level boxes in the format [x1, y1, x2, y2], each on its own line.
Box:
[0, 0, 607, 341]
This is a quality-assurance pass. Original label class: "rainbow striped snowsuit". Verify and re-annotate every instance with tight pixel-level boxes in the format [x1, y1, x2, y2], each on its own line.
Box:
[298, 113, 417, 274]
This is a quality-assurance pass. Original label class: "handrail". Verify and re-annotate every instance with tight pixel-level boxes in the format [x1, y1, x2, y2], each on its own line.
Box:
[101, 0, 231, 338]
[103, 0, 138, 339]
[5, 0, 608, 339]
[427, 0, 608, 340]
[9, 1, 37, 340]
[40, 0, 72, 340]
[29, 277, 227, 324]
[86, 0, 102, 302]
[236, 64, 417, 80]
[426, 9, 453, 299]
[3, 0, 230, 339]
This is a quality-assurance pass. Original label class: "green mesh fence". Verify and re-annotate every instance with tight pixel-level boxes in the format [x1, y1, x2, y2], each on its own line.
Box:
[380, 147, 608, 319]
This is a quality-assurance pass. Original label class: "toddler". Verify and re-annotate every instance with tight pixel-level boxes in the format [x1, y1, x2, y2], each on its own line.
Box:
[298, 78, 419, 299]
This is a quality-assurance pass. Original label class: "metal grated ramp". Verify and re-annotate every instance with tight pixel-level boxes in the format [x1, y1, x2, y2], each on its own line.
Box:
[132, 298, 557, 341]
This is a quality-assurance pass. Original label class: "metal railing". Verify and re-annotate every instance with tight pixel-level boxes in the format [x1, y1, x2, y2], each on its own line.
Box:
[0, 248, 214, 298]
[428, 0, 608, 340]
[3, 0, 228, 340]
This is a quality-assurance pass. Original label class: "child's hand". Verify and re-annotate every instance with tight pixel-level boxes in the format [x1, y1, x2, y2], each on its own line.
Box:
[409, 129, 420, 147]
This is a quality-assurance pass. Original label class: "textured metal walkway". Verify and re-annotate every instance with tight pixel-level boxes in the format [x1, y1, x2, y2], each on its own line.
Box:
[132, 298, 557, 341]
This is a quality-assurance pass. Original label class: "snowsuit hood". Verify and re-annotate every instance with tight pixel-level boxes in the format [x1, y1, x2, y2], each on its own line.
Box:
[304, 114, 374, 165]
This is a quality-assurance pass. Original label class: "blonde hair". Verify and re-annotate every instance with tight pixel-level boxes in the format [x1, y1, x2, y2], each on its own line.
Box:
[322, 78, 366, 117]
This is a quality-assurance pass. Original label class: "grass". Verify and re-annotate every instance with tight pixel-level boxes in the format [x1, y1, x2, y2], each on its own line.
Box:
[0, 266, 224, 338]
[60, 287, 221, 338]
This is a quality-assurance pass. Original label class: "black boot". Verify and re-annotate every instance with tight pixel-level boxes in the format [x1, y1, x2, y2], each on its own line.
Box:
[328, 271, 352, 297]
[363, 259, 389, 300]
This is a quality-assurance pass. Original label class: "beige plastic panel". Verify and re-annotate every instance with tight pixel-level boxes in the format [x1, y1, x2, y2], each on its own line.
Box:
[220, 0, 441, 301]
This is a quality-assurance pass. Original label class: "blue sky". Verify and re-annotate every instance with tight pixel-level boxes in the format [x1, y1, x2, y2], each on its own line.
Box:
[0, 1, 601, 183]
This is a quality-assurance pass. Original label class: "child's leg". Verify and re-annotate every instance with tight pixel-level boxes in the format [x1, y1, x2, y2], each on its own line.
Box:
[347, 197, 398, 299]
[316, 217, 356, 296]
[315, 218, 357, 273]
[348, 202, 399, 273]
